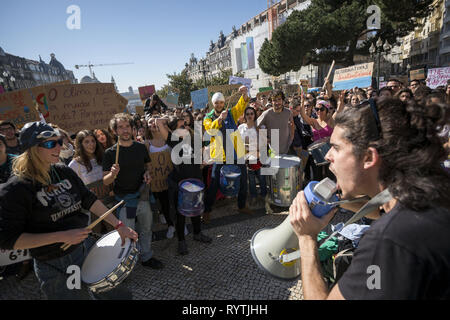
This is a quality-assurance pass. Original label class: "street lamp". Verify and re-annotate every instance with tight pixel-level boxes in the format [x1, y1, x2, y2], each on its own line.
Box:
[200, 59, 209, 88]
[369, 37, 391, 89]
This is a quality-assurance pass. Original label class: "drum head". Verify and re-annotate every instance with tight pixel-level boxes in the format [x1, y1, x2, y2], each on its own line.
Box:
[81, 231, 131, 284]
[269, 154, 301, 169]
[179, 179, 205, 193]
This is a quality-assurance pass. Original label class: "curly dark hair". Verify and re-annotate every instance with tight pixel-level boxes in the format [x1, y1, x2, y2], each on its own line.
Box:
[334, 98, 450, 211]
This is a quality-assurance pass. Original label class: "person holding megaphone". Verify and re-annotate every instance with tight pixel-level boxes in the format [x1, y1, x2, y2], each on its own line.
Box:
[288, 98, 450, 300]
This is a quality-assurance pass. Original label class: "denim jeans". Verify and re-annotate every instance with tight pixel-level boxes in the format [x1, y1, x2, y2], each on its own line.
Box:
[118, 200, 153, 262]
[248, 168, 267, 198]
[205, 163, 248, 211]
[33, 237, 129, 300]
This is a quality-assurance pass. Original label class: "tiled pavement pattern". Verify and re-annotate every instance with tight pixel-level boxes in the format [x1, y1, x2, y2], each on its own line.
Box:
[0, 196, 355, 300]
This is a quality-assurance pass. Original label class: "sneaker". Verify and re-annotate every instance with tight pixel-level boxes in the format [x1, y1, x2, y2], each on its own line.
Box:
[193, 233, 212, 244]
[166, 226, 175, 239]
[184, 225, 189, 236]
[178, 240, 188, 255]
[160, 214, 167, 224]
[141, 257, 164, 269]
[238, 207, 255, 215]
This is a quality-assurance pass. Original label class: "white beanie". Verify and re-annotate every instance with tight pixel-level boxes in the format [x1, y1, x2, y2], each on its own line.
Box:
[212, 92, 225, 104]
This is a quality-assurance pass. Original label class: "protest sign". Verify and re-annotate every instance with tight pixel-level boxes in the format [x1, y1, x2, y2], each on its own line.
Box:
[135, 106, 145, 115]
[229, 76, 252, 91]
[208, 84, 241, 109]
[149, 151, 173, 192]
[410, 69, 425, 81]
[44, 83, 124, 133]
[0, 89, 40, 129]
[166, 88, 179, 107]
[332, 62, 374, 91]
[190, 88, 209, 110]
[379, 81, 387, 89]
[28, 80, 72, 120]
[259, 87, 273, 93]
[300, 80, 309, 94]
[116, 93, 129, 113]
[138, 85, 156, 101]
[86, 179, 114, 206]
[426, 67, 450, 89]
[282, 84, 299, 96]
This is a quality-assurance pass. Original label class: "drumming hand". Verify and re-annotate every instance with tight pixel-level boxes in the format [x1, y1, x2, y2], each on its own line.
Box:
[289, 191, 337, 239]
[117, 226, 138, 246]
[60, 228, 91, 246]
[111, 164, 120, 177]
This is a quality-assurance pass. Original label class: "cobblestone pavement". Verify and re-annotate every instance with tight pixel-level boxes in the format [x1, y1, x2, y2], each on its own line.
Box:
[0, 199, 305, 300]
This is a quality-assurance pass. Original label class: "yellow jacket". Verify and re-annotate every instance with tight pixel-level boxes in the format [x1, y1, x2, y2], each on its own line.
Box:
[203, 95, 248, 162]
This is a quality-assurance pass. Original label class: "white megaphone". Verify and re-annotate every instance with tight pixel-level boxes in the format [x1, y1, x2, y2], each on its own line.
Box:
[250, 178, 340, 280]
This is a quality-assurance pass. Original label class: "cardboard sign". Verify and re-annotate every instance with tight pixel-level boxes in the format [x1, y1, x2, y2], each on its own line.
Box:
[138, 85, 156, 101]
[282, 84, 299, 97]
[229, 76, 252, 91]
[29, 80, 72, 119]
[85, 179, 114, 206]
[0, 89, 40, 129]
[410, 69, 425, 81]
[332, 62, 374, 91]
[190, 88, 209, 110]
[149, 151, 173, 192]
[426, 67, 450, 89]
[135, 106, 144, 115]
[44, 83, 124, 134]
[116, 93, 129, 113]
[208, 84, 241, 109]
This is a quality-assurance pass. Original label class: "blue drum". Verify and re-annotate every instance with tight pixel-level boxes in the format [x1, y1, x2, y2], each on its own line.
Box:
[219, 165, 241, 197]
[178, 179, 205, 217]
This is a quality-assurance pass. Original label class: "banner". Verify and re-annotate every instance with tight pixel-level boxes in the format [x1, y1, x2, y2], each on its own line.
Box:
[190, 88, 209, 110]
[149, 151, 173, 192]
[208, 84, 241, 109]
[332, 62, 374, 91]
[229, 76, 252, 91]
[410, 69, 425, 81]
[241, 43, 248, 70]
[44, 83, 124, 133]
[0, 89, 40, 129]
[258, 87, 273, 93]
[246, 37, 256, 70]
[138, 85, 156, 101]
[426, 67, 450, 89]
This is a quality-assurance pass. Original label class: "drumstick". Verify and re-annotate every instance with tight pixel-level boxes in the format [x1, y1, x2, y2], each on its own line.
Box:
[60, 200, 125, 251]
[322, 60, 335, 91]
[115, 137, 120, 164]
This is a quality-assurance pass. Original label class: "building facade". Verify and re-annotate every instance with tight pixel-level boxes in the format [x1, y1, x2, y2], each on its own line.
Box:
[0, 47, 76, 91]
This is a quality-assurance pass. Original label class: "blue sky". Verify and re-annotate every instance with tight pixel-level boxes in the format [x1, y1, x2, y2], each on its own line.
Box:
[1, 0, 267, 93]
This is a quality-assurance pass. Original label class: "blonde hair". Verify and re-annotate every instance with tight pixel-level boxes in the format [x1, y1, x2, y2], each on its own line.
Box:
[12, 146, 51, 185]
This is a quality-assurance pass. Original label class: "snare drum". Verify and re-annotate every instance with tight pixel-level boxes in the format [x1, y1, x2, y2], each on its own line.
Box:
[178, 179, 205, 217]
[267, 154, 302, 207]
[307, 138, 331, 166]
[81, 231, 138, 293]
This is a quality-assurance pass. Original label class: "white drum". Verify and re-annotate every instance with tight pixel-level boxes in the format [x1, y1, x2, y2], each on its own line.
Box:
[81, 231, 138, 293]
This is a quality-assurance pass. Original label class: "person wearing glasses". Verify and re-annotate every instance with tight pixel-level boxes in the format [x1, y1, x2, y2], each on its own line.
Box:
[0, 122, 138, 299]
[0, 121, 23, 155]
[386, 79, 402, 94]
[289, 98, 450, 299]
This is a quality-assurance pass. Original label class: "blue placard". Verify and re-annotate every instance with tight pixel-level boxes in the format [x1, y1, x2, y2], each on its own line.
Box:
[190, 88, 209, 110]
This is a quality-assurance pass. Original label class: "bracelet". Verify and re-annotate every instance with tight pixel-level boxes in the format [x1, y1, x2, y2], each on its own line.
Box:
[115, 221, 124, 230]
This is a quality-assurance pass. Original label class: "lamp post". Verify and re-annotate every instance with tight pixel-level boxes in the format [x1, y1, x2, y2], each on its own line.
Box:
[369, 37, 391, 89]
[200, 59, 209, 88]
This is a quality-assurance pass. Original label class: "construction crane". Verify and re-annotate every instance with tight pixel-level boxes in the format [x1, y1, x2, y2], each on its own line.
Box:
[74, 62, 134, 79]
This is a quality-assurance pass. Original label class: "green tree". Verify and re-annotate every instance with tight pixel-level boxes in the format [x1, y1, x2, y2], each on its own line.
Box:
[166, 70, 195, 105]
[258, 0, 434, 75]
[156, 84, 169, 99]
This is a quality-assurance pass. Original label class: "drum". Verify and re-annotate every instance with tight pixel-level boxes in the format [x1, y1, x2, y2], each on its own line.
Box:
[81, 231, 138, 293]
[267, 154, 302, 207]
[307, 138, 331, 166]
[219, 165, 241, 197]
[178, 178, 205, 217]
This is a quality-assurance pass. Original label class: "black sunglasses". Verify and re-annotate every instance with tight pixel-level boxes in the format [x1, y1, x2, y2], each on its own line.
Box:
[245, 112, 255, 116]
[315, 107, 326, 112]
[38, 139, 64, 149]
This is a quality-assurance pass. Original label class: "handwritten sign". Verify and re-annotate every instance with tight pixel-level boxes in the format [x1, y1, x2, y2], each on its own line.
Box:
[190, 88, 209, 110]
[44, 83, 124, 134]
[29, 80, 72, 120]
[149, 151, 173, 192]
[229, 76, 252, 91]
[138, 85, 156, 101]
[332, 62, 374, 91]
[208, 84, 241, 109]
[86, 179, 114, 206]
[410, 69, 425, 81]
[0, 90, 40, 129]
[426, 67, 450, 89]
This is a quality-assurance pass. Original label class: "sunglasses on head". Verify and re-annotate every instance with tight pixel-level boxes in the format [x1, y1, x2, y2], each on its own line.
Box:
[38, 139, 63, 149]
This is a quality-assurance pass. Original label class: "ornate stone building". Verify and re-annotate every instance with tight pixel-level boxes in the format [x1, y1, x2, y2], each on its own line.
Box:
[0, 47, 76, 91]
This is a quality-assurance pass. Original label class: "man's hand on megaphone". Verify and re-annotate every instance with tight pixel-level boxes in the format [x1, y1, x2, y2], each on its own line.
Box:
[289, 191, 337, 239]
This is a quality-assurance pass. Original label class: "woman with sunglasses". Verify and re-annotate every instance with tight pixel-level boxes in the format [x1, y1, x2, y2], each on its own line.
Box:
[300, 98, 336, 142]
[0, 122, 138, 299]
[238, 106, 267, 208]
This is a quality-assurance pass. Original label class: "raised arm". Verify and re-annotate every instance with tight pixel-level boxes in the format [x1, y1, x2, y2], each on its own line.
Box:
[299, 94, 317, 127]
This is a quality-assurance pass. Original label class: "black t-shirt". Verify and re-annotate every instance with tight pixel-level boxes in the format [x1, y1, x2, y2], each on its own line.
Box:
[338, 204, 450, 299]
[0, 164, 97, 261]
[6, 141, 23, 155]
[102, 141, 150, 195]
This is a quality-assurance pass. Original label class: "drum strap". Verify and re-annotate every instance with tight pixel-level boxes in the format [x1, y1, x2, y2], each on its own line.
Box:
[280, 189, 393, 264]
